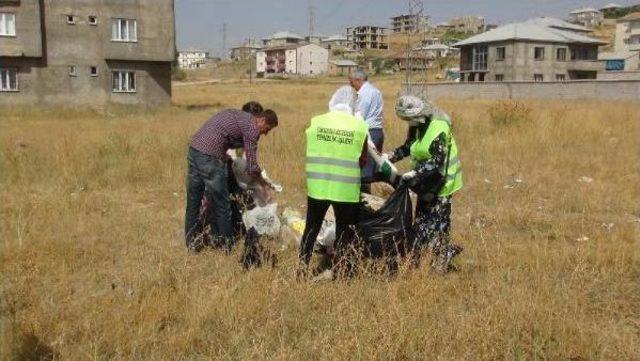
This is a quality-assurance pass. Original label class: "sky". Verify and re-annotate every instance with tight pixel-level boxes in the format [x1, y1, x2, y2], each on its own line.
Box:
[175, 0, 639, 56]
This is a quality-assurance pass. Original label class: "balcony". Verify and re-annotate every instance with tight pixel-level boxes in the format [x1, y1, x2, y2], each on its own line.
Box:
[567, 60, 603, 72]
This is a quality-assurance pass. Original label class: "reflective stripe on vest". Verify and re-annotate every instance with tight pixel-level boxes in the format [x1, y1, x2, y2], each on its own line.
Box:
[410, 118, 463, 197]
[305, 111, 368, 203]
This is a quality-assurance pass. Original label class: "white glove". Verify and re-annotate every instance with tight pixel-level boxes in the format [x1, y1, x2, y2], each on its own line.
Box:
[402, 170, 417, 181]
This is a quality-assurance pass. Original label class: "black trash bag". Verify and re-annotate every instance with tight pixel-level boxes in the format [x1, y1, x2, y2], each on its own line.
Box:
[356, 184, 414, 261]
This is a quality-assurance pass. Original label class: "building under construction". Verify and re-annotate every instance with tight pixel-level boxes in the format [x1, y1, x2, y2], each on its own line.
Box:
[391, 14, 429, 33]
[347, 26, 389, 50]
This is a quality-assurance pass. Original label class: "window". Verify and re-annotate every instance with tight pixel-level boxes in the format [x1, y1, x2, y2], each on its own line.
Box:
[556, 74, 566, 81]
[111, 18, 137, 42]
[66, 15, 76, 25]
[605, 59, 625, 71]
[0, 68, 18, 91]
[495, 74, 504, 81]
[534, 47, 545, 60]
[90, 66, 98, 77]
[571, 47, 597, 60]
[473, 45, 487, 70]
[557, 48, 567, 61]
[496, 47, 505, 61]
[112, 71, 135, 92]
[534, 74, 544, 82]
[68, 65, 77, 77]
[0, 13, 16, 36]
[88, 16, 97, 25]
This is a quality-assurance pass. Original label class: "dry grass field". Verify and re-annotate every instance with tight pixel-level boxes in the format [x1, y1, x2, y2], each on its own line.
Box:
[1, 78, 639, 360]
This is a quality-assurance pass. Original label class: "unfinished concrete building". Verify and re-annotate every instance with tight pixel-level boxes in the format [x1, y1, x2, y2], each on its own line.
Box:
[454, 18, 606, 82]
[0, 0, 175, 106]
[391, 14, 428, 33]
[347, 26, 389, 50]
[449, 16, 486, 33]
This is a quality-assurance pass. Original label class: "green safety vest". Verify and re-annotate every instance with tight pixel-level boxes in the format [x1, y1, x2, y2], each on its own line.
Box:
[306, 111, 368, 203]
[410, 117, 463, 197]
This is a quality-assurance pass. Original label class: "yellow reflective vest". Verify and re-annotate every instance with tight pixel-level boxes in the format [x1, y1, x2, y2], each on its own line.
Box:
[410, 117, 463, 197]
[306, 111, 368, 203]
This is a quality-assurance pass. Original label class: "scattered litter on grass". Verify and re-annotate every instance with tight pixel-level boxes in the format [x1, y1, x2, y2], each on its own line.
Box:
[173, 192, 179, 197]
[575, 236, 589, 242]
[484, 178, 492, 184]
[578, 176, 594, 183]
[504, 175, 524, 189]
[601, 223, 615, 231]
[242, 203, 281, 237]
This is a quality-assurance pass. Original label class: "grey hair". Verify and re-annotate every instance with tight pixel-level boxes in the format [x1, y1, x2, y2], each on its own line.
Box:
[349, 69, 368, 81]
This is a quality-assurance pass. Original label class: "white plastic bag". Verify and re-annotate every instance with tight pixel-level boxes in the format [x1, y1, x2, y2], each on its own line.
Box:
[242, 203, 281, 236]
[316, 220, 336, 247]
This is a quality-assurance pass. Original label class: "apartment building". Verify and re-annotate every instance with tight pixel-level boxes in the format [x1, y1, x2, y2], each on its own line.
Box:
[454, 18, 606, 82]
[320, 34, 352, 51]
[391, 14, 428, 33]
[347, 26, 389, 50]
[0, 0, 175, 106]
[230, 39, 262, 61]
[615, 12, 640, 52]
[256, 43, 328, 76]
[569, 7, 604, 28]
[449, 16, 486, 33]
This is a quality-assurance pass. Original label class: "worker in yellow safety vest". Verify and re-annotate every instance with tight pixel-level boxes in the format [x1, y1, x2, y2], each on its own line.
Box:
[385, 94, 464, 273]
[299, 86, 369, 278]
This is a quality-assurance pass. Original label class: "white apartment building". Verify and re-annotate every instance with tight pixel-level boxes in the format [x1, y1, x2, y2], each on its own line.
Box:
[178, 49, 209, 69]
[569, 8, 604, 28]
[256, 43, 328, 76]
[615, 12, 640, 53]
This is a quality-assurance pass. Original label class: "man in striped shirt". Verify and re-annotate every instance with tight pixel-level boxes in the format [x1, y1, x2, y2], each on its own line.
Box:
[185, 104, 278, 252]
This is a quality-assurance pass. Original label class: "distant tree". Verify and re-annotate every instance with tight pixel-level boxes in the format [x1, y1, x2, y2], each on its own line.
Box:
[603, 5, 640, 19]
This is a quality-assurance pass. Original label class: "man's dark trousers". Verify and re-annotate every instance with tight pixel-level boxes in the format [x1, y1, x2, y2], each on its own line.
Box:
[184, 147, 233, 250]
[299, 197, 359, 269]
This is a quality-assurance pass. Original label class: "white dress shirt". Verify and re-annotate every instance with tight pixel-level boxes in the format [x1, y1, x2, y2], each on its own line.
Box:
[356, 81, 384, 130]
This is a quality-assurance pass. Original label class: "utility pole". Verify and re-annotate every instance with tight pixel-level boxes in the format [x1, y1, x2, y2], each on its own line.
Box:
[405, 0, 425, 93]
[248, 38, 253, 84]
[308, 4, 315, 38]
[221, 23, 227, 59]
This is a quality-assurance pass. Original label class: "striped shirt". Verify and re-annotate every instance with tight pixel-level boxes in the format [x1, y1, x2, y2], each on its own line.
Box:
[190, 109, 262, 177]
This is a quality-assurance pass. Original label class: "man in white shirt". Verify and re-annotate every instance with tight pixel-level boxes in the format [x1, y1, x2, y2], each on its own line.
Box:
[349, 70, 384, 192]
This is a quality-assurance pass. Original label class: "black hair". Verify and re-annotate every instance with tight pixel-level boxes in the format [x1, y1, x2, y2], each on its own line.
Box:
[242, 101, 264, 115]
[258, 109, 278, 127]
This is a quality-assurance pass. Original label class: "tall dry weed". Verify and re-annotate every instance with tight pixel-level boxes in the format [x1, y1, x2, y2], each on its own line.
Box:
[488, 100, 533, 128]
[1, 79, 639, 360]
